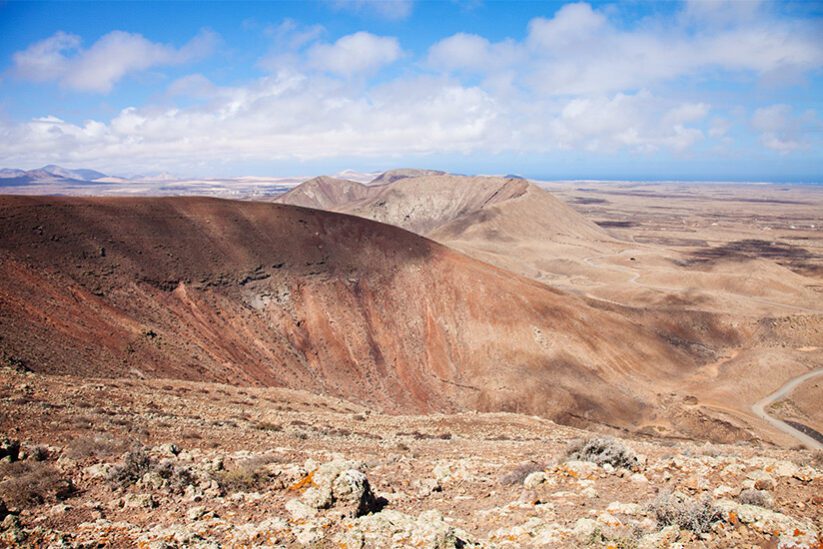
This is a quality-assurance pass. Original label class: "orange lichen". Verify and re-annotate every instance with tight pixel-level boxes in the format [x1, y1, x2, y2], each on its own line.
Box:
[288, 470, 315, 492]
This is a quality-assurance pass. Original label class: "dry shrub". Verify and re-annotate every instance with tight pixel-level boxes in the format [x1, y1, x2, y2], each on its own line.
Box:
[0, 461, 74, 509]
[214, 455, 280, 493]
[564, 437, 638, 469]
[107, 447, 153, 488]
[66, 434, 127, 459]
[500, 460, 546, 486]
[737, 489, 773, 509]
[648, 491, 720, 533]
[107, 446, 195, 494]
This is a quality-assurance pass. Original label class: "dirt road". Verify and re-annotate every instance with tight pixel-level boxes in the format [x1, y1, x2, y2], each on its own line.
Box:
[751, 368, 823, 450]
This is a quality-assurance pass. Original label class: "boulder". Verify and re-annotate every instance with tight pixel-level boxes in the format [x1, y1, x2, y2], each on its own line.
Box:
[293, 459, 380, 518]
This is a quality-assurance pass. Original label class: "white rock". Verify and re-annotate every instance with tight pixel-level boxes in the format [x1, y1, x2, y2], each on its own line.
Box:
[285, 498, 317, 521]
[523, 471, 548, 489]
[630, 472, 649, 483]
[712, 485, 737, 498]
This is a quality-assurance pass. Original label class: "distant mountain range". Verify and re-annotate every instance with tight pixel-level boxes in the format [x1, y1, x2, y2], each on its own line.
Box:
[0, 165, 109, 186]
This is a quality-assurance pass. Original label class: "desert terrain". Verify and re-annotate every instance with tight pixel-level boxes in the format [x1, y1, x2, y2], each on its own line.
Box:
[1, 171, 821, 547]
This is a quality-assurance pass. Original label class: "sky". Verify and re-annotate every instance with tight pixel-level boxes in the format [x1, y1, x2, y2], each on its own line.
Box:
[0, 0, 822, 181]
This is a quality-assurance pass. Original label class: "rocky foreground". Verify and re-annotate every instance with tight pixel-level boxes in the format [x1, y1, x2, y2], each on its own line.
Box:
[0, 369, 820, 548]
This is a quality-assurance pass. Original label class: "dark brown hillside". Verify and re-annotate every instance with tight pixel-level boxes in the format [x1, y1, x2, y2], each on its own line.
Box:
[0, 195, 696, 431]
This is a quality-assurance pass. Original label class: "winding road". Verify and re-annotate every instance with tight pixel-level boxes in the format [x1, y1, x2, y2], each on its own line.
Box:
[751, 368, 823, 450]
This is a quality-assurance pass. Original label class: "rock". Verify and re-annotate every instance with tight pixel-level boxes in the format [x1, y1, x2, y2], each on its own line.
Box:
[412, 478, 442, 497]
[286, 498, 318, 521]
[0, 438, 20, 462]
[157, 443, 180, 457]
[769, 460, 799, 478]
[296, 459, 380, 518]
[746, 470, 775, 490]
[630, 472, 649, 483]
[432, 459, 475, 484]
[638, 524, 680, 549]
[338, 509, 474, 548]
[292, 517, 332, 546]
[715, 499, 818, 544]
[792, 466, 817, 482]
[556, 460, 600, 479]
[597, 511, 622, 528]
[187, 506, 207, 521]
[490, 517, 566, 545]
[523, 471, 548, 489]
[713, 485, 737, 498]
[50, 503, 72, 515]
[682, 474, 710, 492]
[721, 462, 746, 476]
[84, 463, 114, 479]
[205, 457, 224, 473]
[572, 517, 599, 538]
[123, 493, 157, 509]
[581, 485, 598, 498]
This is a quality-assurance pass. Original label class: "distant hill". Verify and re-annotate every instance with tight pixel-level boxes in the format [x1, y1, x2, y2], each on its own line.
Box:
[274, 176, 375, 210]
[0, 165, 108, 187]
[41, 165, 107, 181]
[369, 168, 447, 186]
[275, 171, 614, 281]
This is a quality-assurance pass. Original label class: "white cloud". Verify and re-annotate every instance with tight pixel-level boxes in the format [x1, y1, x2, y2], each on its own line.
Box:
[427, 33, 519, 73]
[0, 69, 712, 172]
[427, 2, 823, 95]
[12, 29, 219, 93]
[751, 104, 819, 153]
[328, 0, 414, 21]
[542, 92, 707, 153]
[307, 32, 402, 76]
[4, 1, 820, 171]
[265, 18, 325, 50]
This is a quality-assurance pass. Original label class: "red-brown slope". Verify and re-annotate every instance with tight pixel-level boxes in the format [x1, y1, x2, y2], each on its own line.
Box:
[0, 196, 694, 428]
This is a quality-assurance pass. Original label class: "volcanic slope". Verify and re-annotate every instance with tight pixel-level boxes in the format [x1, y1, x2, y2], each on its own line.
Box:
[290, 173, 820, 317]
[0, 195, 704, 434]
[326, 175, 615, 282]
[272, 175, 374, 210]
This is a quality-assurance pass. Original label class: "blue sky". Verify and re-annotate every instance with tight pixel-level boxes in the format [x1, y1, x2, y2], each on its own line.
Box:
[0, 0, 822, 181]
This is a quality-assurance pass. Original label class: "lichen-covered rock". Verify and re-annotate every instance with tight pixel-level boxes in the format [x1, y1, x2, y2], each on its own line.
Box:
[338, 509, 475, 548]
[554, 460, 600, 479]
[84, 463, 113, 479]
[490, 517, 569, 545]
[122, 493, 157, 509]
[715, 499, 819, 546]
[637, 525, 680, 549]
[285, 498, 317, 521]
[412, 477, 441, 497]
[293, 459, 380, 518]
